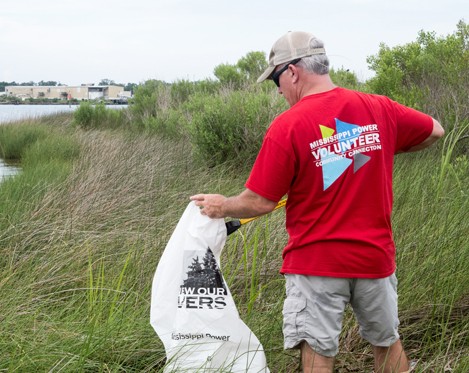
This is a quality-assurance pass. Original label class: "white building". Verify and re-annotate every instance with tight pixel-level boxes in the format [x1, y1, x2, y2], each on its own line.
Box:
[5, 85, 131, 101]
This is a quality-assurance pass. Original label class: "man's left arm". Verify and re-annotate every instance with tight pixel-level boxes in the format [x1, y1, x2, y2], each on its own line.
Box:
[402, 118, 445, 152]
[190, 189, 278, 219]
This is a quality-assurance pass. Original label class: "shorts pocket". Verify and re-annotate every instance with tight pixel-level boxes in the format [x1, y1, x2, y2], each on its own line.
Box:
[283, 297, 307, 339]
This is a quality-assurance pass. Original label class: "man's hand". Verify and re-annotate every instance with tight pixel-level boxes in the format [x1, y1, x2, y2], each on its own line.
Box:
[190, 194, 227, 219]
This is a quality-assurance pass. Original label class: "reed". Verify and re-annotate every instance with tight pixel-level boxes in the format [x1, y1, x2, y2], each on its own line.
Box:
[0, 115, 466, 372]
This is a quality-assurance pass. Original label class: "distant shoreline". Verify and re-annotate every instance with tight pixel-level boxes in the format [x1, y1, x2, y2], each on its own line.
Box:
[0, 101, 128, 106]
[0, 102, 77, 106]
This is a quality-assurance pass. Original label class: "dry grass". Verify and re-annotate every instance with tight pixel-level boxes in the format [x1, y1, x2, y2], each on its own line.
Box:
[0, 119, 467, 371]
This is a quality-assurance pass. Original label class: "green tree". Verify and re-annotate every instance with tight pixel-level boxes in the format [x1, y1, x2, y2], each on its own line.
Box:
[213, 63, 245, 87]
[123, 82, 138, 92]
[366, 20, 469, 125]
[98, 79, 117, 86]
[38, 81, 58, 86]
[365, 19, 469, 155]
[213, 51, 268, 87]
[236, 51, 268, 82]
[330, 68, 361, 90]
[0, 81, 17, 92]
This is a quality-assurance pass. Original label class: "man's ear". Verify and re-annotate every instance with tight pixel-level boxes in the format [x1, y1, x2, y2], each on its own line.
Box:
[289, 64, 300, 84]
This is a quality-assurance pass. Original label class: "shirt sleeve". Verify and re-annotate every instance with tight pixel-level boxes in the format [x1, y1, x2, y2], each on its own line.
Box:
[392, 101, 434, 152]
[245, 130, 296, 202]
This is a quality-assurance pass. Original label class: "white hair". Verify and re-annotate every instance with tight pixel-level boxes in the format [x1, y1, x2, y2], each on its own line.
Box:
[297, 38, 329, 75]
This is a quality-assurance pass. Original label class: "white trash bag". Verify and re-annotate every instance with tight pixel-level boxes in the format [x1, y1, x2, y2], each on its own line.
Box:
[150, 202, 270, 372]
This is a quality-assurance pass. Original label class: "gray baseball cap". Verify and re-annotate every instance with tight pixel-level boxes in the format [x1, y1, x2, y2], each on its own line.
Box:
[257, 31, 326, 83]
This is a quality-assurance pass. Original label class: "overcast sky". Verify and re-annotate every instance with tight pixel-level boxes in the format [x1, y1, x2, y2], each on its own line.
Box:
[1, 0, 466, 86]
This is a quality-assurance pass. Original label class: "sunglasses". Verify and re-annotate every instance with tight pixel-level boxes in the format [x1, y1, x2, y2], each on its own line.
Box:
[271, 58, 301, 87]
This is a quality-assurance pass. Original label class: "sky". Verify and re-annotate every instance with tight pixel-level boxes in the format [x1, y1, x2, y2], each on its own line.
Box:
[1, 0, 466, 86]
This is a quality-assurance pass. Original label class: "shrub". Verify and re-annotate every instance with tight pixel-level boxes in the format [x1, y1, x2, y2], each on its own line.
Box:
[330, 68, 363, 90]
[170, 79, 220, 106]
[186, 87, 287, 167]
[138, 107, 189, 138]
[129, 79, 220, 136]
[366, 20, 469, 136]
[73, 101, 94, 128]
[73, 102, 128, 130]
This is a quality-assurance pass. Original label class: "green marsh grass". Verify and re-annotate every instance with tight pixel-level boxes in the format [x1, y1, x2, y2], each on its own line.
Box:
[73, 102, 130, 130]
[0, 115, 467, 372]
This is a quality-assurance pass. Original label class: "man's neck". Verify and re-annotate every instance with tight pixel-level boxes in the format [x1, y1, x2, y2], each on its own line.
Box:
[300, 74, 336, 98]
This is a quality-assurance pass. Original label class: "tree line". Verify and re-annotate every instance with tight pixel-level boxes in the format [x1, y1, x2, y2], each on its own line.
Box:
[0, 80, 138, 93]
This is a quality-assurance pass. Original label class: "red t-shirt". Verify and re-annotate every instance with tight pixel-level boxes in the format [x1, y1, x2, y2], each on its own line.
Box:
[245, 87, 433, 278]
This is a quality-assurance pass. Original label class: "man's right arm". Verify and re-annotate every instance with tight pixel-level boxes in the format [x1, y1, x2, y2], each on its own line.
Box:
[190, 189, 278, 220]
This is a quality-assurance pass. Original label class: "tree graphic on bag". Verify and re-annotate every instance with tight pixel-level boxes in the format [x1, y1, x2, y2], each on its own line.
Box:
[179, 248, 228, 309]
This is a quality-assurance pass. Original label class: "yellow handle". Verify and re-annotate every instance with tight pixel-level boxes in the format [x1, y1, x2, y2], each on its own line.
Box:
[238, 198, 287, 225]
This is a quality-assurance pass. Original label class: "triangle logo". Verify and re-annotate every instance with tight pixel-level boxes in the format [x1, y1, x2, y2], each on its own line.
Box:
[322, 150, 353, 190]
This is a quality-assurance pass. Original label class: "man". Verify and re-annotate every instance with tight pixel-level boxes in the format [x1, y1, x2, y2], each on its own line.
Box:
[190, 31, 444, 373]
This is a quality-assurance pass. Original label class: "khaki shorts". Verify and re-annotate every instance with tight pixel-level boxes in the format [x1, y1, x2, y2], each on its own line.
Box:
[283, 273, 400, 357]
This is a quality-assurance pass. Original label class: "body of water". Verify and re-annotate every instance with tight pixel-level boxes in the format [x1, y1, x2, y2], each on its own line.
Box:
[0, 104, 128, 124]
[0, 104, 126, 179]
[0, 104, 77, 179]
[0, 104, 78, 124]
[0, 159, 21, 181]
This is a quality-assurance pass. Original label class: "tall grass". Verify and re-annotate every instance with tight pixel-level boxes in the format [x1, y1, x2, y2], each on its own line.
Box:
[391, 127, 468, 372]
[0, 122, 50, 160]
[0, 114, 467, 372]
[73, 102, 130, 130]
